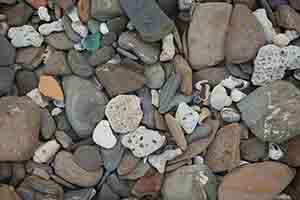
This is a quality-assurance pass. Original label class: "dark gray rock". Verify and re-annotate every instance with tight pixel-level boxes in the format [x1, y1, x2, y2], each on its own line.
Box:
[9, 163, 25, 186]
[0, 67, 15, 96]
[55, 131, 73, 149]
[2, 2, 33, 26]
[41, 50, 72, 76]
[97, 183, 120, 200]
[107, 173, 131, 197]
[91, 0, 123, 20]
[15, 70, 38, 96]
[41, 109, 56, 140]
[137, 87, 154, 129]
[0, 163, 12, 182]
[240, 137, 267, 162]
[73, 145, 103, 171]
[226, 63, 252, 80]
[106, 16, 128, 35]
[16, 46, 44, 70]
[193, 66, 230, 87]
[101, 140, 124, 172]
[187, 124, 212, 144]
[0, 35, 15, 66]
[102, 32, 117, 46]
[67, 50, 93, 78]
[45, 32, 74, 50]
[157, 0, 179, 19]
[88, 46, 116, 67]
[54, 112, 72, 132]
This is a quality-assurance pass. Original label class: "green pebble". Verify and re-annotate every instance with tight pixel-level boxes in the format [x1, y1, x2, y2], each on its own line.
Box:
[82, 32, 102, 52]
[87, 19, 100, 34]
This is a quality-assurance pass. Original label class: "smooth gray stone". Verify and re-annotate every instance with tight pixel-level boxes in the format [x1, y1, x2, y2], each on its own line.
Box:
[63, 16, 82, 43]
[9, 163, 25, 186]
[107, 173, 131, 197]
[91, 0, 123, 20]
[101, 140, 124, 172]
[187, 125, 212, 144]
[0, 67, 15, 96]
[88, 46, 116, 67]
[73, 145, 103, 171]
[41, 109, 56, 140]
[3, 2, 33, 26]
[240, 137, 267, 162]
[0, 35, 15, 66]
[97, 183, 120, 200]
[15, 70, 38, 96]
[68, 50, 93, 78]
[0, 163, 12, 182]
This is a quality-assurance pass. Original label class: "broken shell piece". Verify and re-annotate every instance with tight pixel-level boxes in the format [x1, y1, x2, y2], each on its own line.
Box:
[26, 88, 49, 108]
[148, 148, 182, 173]
[151, 89, 159, 108]
[33, 140, 61, 163]
[121, 126, 166, 158]
[39, 19, 64, 36]
[38, 7, 51, 22]
[160, 33, 176, 62]
[8, 25, 44, 47]
[268, 143, 284, 160]
[100, 23, 109, 35]
[175, 102, 200, 134]
[71, 21, 88, 38]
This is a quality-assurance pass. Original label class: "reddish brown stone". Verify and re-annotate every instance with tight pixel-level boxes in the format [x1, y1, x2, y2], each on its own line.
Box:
[25, 0, 48, 9]
[283, 135, 300, 167]
[77, 0, 90, 23]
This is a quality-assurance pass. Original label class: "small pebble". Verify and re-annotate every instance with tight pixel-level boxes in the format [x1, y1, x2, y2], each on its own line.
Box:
[55, 131, 73, 149]
[293, 69, 300, 80]
[151, 89, 159, 107]
[33, 140, 61, 163]
[231, 88, 247, 102]
[39, 75, 64, 101]
[221, 107, 241, 123]
[175, 102, 200, 134]
[178, 0, 193, 11]
[93, 120, 117, 149]
[198, 107, 211, 124]
[160, 33, 176, 62]
[26, 88, 49, 108]
[67, 6, 80, 22]
[210, 84, 232, 111]
[221, 76, 243, 90]
[269, 143, 284, 160]
[100, 23, 109, 34]
[39, 19, 64, 36]
[38, 6, 51, 22]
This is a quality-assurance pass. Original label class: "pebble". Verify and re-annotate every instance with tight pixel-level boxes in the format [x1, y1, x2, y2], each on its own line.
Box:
[268, 143, 284, 160]
[0, 35, 15, 66]
[193, 66, 230, 87]
[283, 135, 300, 167]
[0, 67, 15, 96]
[151, 89, 159, 107]
[73, 145, 103, 171]
[240, 137, 267, 162]
[15, 70, 38, 96]
[93, 120, 117, 149]
[63, 76, 108, 138]
[25, 0, 48, 8]
[97, 183, 120, 200]
[148, 148, 182, 173]
[26, 88, 49, 108]
[88, 46, 116, 67]
[71, 21, 88, 38]
[41, 109, 56, 140]
[253, 8, 276, 43]
[273, 30, 300, 47]
[198, 107, 211, 124]
[57, 0, 75, 10]
[165, 114, 188, 151]
[210, 84, 232, 111]
[118, 32, 160, 65]
[221, 75, 244, 90]
[118, 150, 140, 176]
[120, 0, 175, 42]
[8, 25, 44, 48]
[137, 87, 155, 129]
[175, 102, 199, 134]
[63, 16, 82, 43]
[187, 123, 212, 144]
[67, 49, 93, 77]
[39, 19, 64, 36]
[231, 88, 247, 102]
[64, 188, 96, 200]
[38, 7, 51, 22]
[15, 46, 44, 70]
[160, 33, 175, 61]
[39, 75, 64, 101]
[32, 167, 50, 180]
[100, 23, 109, 34]
[106, 16, 128, 35]
[120, 160, 150, 180]
[51, 107, 63, 116]
[221, 107, 241, 123]
[276, 5, 300, 33]
[55, 131, 73, 149]
[102, 32, 117, 46]
[144, 63, 165, 89]
[174, 55, 193, 96]
[0, 22, 8, 36]
[178, 0, 193, 11]
[45, 32, 74, 50]
[107, 173, 131, 197]
[90, 0, 123, 21]
[3, 2, 33, 26]
[33, 140, 61, 163]
[78, 0, 90, 23]
[122, 126, 166, 158]
[289, 0, 300, 10]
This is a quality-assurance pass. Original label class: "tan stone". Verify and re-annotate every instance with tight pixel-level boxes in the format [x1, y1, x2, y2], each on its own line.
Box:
[165, 114, 187, 151]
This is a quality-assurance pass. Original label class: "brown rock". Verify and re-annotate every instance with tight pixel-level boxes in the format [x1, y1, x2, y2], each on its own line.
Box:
[289, 0, 300, 10]
[39, 75, 64, 101]
[165, 114, 187, 151]
[174, 55, 193, 96]
[225, 4, 265, 64]
[289, 168, 300, 198]
[131, 168, 163, 197]
[16, 46, 45, 70]
[78, 0, 90, 23]
[117, 150, 140, 176]
[283, 135, 300, 167]
[276, 5, 300, 33]
[218, 161, 295, 200]
[25, 0, 48, 9]
[0, 185, 21, 200]
[205, 123, 241, 172]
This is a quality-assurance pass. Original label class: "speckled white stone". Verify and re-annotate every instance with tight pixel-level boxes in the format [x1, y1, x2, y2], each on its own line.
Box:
[160, 33, 175, 62]
[210, 84, 232, 111]
[39, 19, 64, 35]
[93, 120, 117, 149]
[33, 140, 60, 163]
[175, 102, 200, 134]
[8, 25, 44, 47]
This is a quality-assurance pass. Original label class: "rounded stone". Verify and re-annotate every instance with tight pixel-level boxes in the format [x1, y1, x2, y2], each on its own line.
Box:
[144, 63, 165, 89]
[15, 70, 38, 96]
[0, 35, 15, 66]
[67, 49, 93, 78]
[93, 120, 117, 149]
[0, 67, 15, 96]
[73, 145, 103, 171]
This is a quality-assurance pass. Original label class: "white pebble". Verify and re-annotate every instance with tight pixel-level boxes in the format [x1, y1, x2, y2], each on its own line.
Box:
[151, 89, 159, 108]
[230, 88, 247, 102]
[210, 84, 232, 111]
[99, 23, 109, 35]
[38, 6, 51, 22]
[273, 30, 300, 47]
[193, 156, 204, 165]
[126, 21, 135, 30]
[72, 21, 88, 38]
[38, 19, 64, 36]
[26, 88, 49, 108]
[175, 102, 200, 134]
[160, 33, 176, 62]
[198, 107, 211, 124]
[33, 140, 61, 163]
[8, 25, 44, 47]
[51, 107, 63, 116]
[93, 120, 117, 149]
[268, 143, 284, 160]
[221, 76, 243, 90]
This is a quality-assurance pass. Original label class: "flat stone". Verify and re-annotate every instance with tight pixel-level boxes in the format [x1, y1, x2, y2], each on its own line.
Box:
[281, 135, 300, 167]
[187, 123, 212, 144]
[106, 16, 128, 35]
[289, 0, 300, 10]
[88, 46, 116, 67]
[218, 162, 295, 200]
[54, 151, 103, 187]
[101, 140, 124, 172]
[39, 75, 64, 101]
[0, 163, 12, 182]
[137, 87, 155, 129]
[56, 0, 75, 10]
[64, 188, 96, 200]
[78, 0, 90, 23]
[253, 8, 276, 43]
[144, 63, 165, 89]
[26, 88, 49, 108]
[276, 5, 300, 33]
[41, 109, 56, 140]
[117, 150, 140, 176]
[175, 102, 199, 134]
[0, 96, 40, 161]
[174, 55, 193, 96]
[120, 0, 175, 42]
[225, 4, 266, 64]
[63, 76, 108, 138]
[3, 2, 33, 26]
[55, 131, 73, 149]
[221, 107, 241, 123]
[62, 16, 82, 43]
[16, 70, 38, 96]
[193, 66, 230, 87]
[96, 63, 146, 97]
[42, 50, 72, 76]
[237, 81, 300, 143]
[0, 35, 15, 66]
[16, 46, 44, 70]
[45, 32, 74, 50]
[210, 84, 232, 111]
[93, 120, 117, 149]
[67, 49, 93, 78]
[188, 3, 232, 69]
[0, 67, 14, 96]
[120, 160, 150, 180]
[0, 184, 21, 200]
[39, 20, 63, 36]
[240, 137, 267, 162]
[91, 0, 123, 21]
[165, 114, 187, 151]
[73, 145, 103, 171]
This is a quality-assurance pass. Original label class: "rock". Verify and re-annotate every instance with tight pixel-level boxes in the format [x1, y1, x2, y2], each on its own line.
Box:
[276, 5, 300, 33]
[0, 96, 40, 161]
[96, 63, 146, 97]
[210, 84, 232, 111]
[148, 148, 182, 173]
[162, 164, 217, 200]
[120, 0, 174, 42]
[193, 67, 230, 87]
[56, 0, 75, 10]
[240, 137, 267, 162]
[225, 4, 266, 63]
[221, 75, 244, 89]
[0, 0, 15, 4]
[151, 90, 159, 107]
[71, 21, 88, 38]
[144, 63, 165, 89]
[0, 163, 12, 182]
[188, 3, 232, 69]
[73, 145, 103, 171]
[78, 0, 90, 23]
[105, 95, 143, 133]
[131, 168, 163, 197]
[231, 89, 247, 102]
[15, 46, 44, 70]
[220, 107, 241, 123]
[218, 162, 295, 200]
[99, 23, 109, 35]
[88, 46, 116, 67]
[39, 75, 64, 101]
[268, 143, 284, 160]
[41, 109, 56, 140]
[55, 131, 73, 149]
[25, 0, 48, 9]
[3, 2, 33, 26]
[107, 173, 131, 197]
[0, 67, 14, 96]
[0, 35, 15, 66]
[175, 102, 200, 134]
[93, 120, 117, 149]
[54, 151, 103, 187]
[33, 140, 61, 163]
[233, 0, 257, 10]
[26, 88, 49, 108]
[273, 30, 300, 47]
[97, 183, 120, 200]
[178, 0, 193, 11]
[67, 49, 93, 77]
[63, 76, 108, 138]
[62, 16, 82, 43]
[64, 188, 96, 200]
[160, 33, 175, 61]
[91, 0, 123, 20]
[45, 32, 74, 50]
[17, 176, 64, 200]
[289, 0, 300, 10]
[157, 0, 178, 18]
[39, 19, 64, 36]
[120, 160, 150, 180]
[118, 150, 140, 176]
[38, 7, 51, 22]
[101, 140, 124, 172]
[237, 81, 300, 143]
[118, 32, 160, 65]
[187, 123, 212, 144]
[15, 70, 38, 96]
[226, 62, 252, 80]
[282, 135, 300, 167]
[0, 184, 21, 200]
[102, 32, 117, 46]
[9, 163, 25, 186]
[174, 55, 193, 96]
[42, 50, 72, 76]
[8, 25, 44, 48]
[137, 87, 155, 129]
[253, 9, 276, 43]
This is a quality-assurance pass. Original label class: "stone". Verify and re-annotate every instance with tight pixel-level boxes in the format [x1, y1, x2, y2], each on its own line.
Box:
[56, 0, 75, 10]
[157, 0, 178, 18]
[107, 16, 128, 35]
[102, 32, 117, 46]
[107, 173, 131, 197]
[188, 3, 232, 70]
[71, 21, 88, 38]
[137, 87, 155, 129]
[52, 107, 63, 116]
[39, 75, 64, 101]
[0, 67, 14, 96]
[63, 16, 82, 43]
[64, 188, 96, 200]
[67, 49, 93, 77]
[78, 0, 90, 23]
[283, 135, 300, 167]
[231, 89, 247, 102]
[0, 163, 12, 182]
[289, 0, 300, 10]
[16, 46, 44, 70]
[3, 2, 33, 26]
[144, 63, 165, 89]
[100, 23, 109, 34]
[160, 33, 175, 61]
[0, 35, 15, 66]
[165, 114, 188, 151]
[10, 163, 26, 186]
[198, 107, 211, 124]
[32, 167, 50, 180]
[55, 131, 73, 149]
[26, 0, 48, 9]
[101, 140, 125, 172]
[93, 120, 117, 149]
[120, 160, 150, 180]
[54, 151, 103, 187]
[187, 123, 212, 144]
[175, 102, 200, 134]
[210, 84, 232, 111]
[38, 7, 51, 22]
[131, 169, 163, 197]
[91, 0, 123, 20]
[162, 164, 217, 200]
[97, 183, 120, 200]
[218, 162, 295, 200]
[120, 0, 175, 42]
[88, 46, 116, 67]
[45, 32, 74, 50]
[73, 145, 103, 171]
[253, 9, 276, 43]
[276, 5, 300, 33]
[8, 25, 44, 48]
[0, 96, 40, 161]
[42, 50, 72, 76]
[268, 143, 284, 160]
[193, 67, 230, 87]
[240, 137, 267, 162]
[148, 148, 182, 173]
[220, 107, 241, 123]
[0, 184, 21, 200]
[26, 88, 49, 108]
[118, 32, 160, 65]
[15, 70, 38, 96]
[118, 150, 140, 176]
[178, 0, 193, 11]
[225, 4, 266, 63]
[39, 19, 64, 36]
[121, 126, 166, 158]
[63, 76, 108, 138]
[151, 90, 159, 107]
[174, 55, 193, 96]
[0, 0, 15, 4]
[41, 109, 56, 140]
[273, 30, 300, 47]
[237, 81, 300, 143]
[82, 32, 102, 52]
[33, 140, 61, 163]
